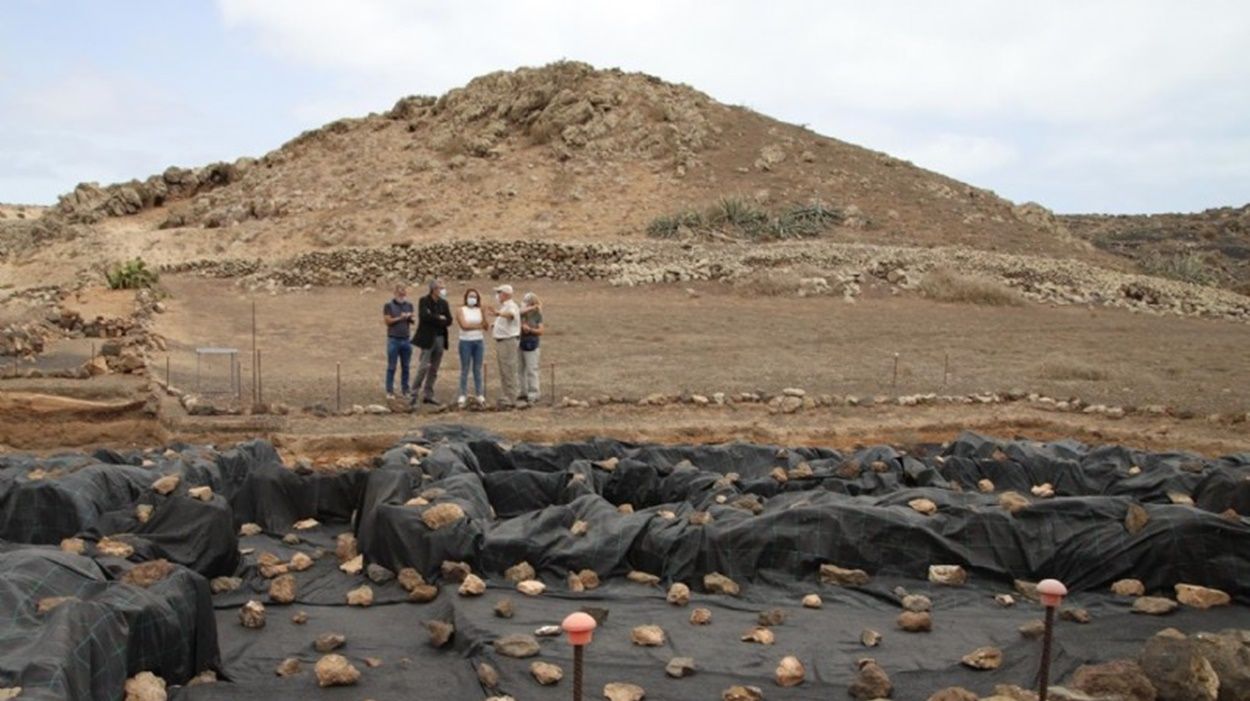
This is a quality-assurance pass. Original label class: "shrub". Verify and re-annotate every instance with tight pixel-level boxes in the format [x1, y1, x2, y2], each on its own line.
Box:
[646, 199, 842, 241]
[1139, 252, 1213, 286]
[106, 258, 159, 290]
[918, 268, 1023, 306]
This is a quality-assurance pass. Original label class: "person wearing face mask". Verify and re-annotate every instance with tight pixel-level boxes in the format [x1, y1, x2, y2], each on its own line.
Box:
[455, 287, 489, 409]
[489, 283, 522, 409]
[411, 279, 452, 407]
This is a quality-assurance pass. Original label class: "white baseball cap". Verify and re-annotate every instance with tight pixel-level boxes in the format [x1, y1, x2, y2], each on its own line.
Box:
[494, 284, 513, 294]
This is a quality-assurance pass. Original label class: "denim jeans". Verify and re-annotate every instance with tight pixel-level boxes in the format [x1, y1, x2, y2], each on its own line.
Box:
[458, 338, 484, 397]
[385, 337, 412, 394]
[412, 337, 445, 401]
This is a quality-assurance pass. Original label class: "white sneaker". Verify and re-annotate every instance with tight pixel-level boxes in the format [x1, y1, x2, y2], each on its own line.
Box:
[385, 393, 395, 400]
[476, 395, 486, 406]
[457, 396, 466, 409]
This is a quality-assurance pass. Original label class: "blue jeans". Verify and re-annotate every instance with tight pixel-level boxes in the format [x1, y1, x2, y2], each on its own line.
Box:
[458, 339, 484, 397]
[385, 337, 412, 394]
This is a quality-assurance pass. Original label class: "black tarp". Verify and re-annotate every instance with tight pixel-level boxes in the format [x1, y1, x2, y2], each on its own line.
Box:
[0, 429, 1248, 700]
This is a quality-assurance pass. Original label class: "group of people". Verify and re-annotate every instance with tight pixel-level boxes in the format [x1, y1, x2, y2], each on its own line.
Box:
[383, 281, 544, 409]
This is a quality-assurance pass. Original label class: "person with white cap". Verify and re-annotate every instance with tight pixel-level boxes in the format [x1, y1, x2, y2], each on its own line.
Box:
[489, 283, 522, 408]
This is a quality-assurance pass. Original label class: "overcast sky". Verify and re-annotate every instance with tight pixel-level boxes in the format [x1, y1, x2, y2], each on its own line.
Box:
[2, 1, 1247, 213]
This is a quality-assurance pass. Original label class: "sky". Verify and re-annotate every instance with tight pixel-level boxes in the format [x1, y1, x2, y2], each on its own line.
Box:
[1, 1, 1247, 213]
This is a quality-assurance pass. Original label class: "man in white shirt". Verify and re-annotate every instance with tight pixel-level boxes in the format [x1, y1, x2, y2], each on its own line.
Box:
[490, 284, 523, 408]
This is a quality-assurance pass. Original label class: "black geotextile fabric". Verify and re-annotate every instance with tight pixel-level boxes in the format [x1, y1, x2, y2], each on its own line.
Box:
[1, 427, 1250, 699]
[0, 546, 219, 701]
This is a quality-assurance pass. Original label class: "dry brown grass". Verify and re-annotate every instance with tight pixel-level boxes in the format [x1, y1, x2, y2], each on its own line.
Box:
[1038, 356, 1112, 382]
[918, 268, 1023, 306]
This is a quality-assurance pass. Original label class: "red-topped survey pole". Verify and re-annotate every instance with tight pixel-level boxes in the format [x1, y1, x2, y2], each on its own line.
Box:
[1036, 578, 1068, 701]
[562, 611, 597, 701]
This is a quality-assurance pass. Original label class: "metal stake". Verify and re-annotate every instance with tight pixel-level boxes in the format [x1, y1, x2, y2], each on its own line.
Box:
[257, 350, 263, 405]
[573, 644, 584, 701]
[1039, 605, 1056, 701]
[336, 362, 342, 413]
[551, 361, 557, 406]
[892, 352, 899, 389]
[943, 352, 950, 388]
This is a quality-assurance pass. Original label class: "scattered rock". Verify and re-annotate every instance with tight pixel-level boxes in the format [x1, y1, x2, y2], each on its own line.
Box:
[135, 504, 154, 524]
[704, 572, 740, 596]
[1030, 483, 1055, 498]
[627, 570, 660, 586]
[849, 658, 893, 700]
[121, 559, 175, 588]
[187, 486, 213, 501]
[124, 671, 166, 701]
[477, 662, 499, 688]
[928, 564, 967, 586]
[517, 579, 546, 596]
[506, 561, 536, 582]
[1019, 619, 1046, 639]
[425, 620, 454, 648]
[722, 685, 764, 701]
[281, 533, 301, 545]
[293, 518, 318, 530]
[961, 646, 1003, 670]
[977, 478, 996, 493]
[1175, 583, 1230, 609]
[740, 627, 775, 645]
[570, 519, 589, 535]
[775, 655, 805, 687]
[365, 563, 395, 584]
[494, 598, 515, 618]
[666, 657, 696, 678]
[314, 654, 360, 688]
[60, 537, 86, 555]
[314, 632, 346, 653]
[531, 661, 563, 685]
[995, 593, 1016, 607]
[667, 582, 691, 605]
[459, 574, 486, 597]
[1125, 503, 1150, 534]
[909, 498, 938, 515]
[820, 564, 870, 586]
[346, 585, 373, 607]
[1060, 607, 1091, 624]
[151, 474, 180, 495]
[274, 658, 301, 677]
[409, 583, 439, 603]
[604, 682, 646, 701]
[397, 568, 425, 592]
[441, 560, 472, 582]
[289, 552, 314, 572]
[210, 576, 241, 594]
[902, 594, 932, 612]
[690, 608, 712, 625]
[897, 611, 932, 632]
[1112, 579, 1146, 597]
[339, 554, 363, 575]
[335, 533, 358, 562]
[1139, 632, 1218, 701]
[269, 574, 297, 604]
[36, 596, 77, 614]
[239, 600, 265, 628]
[97, 537, 135, 559]
[631, 625, 666, 646]
[1133, 597, 1179, 615]
[575, 569, 600, 590]
[861, 628, 882, 647]
[1070, 659, 1156, 701]
[802, 594, 822, 609]
[291, 611, 308, 625]
[422, 502, 466, 530]
[494, 634, 540, 658]
[999, 491, 1031, 513]
[239, 522, 263, 537]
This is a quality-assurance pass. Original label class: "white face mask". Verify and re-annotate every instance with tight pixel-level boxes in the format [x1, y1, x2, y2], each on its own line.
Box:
[438, 287, 447, 298]
[467, 296, 479, 307]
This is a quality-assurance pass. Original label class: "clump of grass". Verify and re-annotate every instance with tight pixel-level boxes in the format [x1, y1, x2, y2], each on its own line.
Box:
[647, 198, 842, 241]
[1038, 356, 1111, 382]
[105, 258, 159, 290]
[918, 268, 1023, 306]
[1139, 251, 1214, 286]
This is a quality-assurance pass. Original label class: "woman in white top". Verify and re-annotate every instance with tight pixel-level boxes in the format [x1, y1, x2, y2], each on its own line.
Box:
[455, 288, 489, 408]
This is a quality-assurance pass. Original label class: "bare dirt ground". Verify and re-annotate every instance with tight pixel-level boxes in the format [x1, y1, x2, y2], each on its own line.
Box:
[148, 275, 1249, 414]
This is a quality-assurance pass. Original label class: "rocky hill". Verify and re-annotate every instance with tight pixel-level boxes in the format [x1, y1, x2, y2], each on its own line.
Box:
[1063, 205, 1250, 295]
[2, 61, 1110, 291]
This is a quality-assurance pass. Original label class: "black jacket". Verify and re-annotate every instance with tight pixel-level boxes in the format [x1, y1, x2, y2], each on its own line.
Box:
[413, 294, 452, 350]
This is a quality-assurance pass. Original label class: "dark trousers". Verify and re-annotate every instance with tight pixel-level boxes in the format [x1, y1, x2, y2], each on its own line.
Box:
[385, 337, 412, 394]
[412, 337, 445, 400]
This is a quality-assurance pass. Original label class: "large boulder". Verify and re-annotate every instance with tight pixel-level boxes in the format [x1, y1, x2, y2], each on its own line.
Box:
[1070, 659, 1156, 701]
[1139, 633, 1219, 701]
